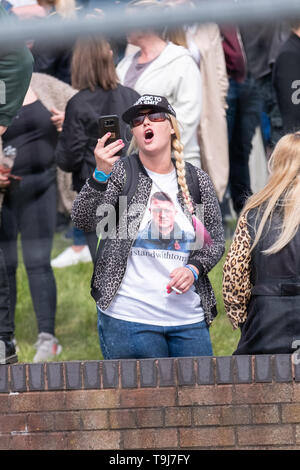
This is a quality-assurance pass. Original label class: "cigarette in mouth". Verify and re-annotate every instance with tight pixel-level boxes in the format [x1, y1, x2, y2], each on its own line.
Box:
[171, 286, 182, 294]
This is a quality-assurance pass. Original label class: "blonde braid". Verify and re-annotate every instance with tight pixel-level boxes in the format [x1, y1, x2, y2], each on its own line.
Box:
[172, 137, 194, 215]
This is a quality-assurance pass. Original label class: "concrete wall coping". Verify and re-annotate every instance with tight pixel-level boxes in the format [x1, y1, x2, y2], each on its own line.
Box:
[0, 354, 299, 393]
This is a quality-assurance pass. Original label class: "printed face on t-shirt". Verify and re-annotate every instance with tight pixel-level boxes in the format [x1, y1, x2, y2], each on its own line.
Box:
[150, 197, 177, 236]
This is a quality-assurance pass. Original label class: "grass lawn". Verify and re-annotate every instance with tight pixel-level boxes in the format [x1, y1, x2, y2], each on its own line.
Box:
[208, 242, 241, 356]
[15, 233, 240, 363]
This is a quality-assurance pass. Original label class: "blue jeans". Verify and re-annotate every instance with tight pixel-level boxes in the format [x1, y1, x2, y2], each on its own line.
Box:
[73, 226, 98, 263]
[226, 78, 262, 214]
[73, 226, 87, 246]
[97, 310, 213, 359]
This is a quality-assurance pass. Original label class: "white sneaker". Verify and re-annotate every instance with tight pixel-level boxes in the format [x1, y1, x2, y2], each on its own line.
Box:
[51, 246, 92, 268]
[33, 332, 62, 362]
[12, 337, 19, 353]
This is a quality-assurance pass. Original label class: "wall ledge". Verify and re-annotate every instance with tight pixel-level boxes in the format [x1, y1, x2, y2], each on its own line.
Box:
[0, 354, 298, 393]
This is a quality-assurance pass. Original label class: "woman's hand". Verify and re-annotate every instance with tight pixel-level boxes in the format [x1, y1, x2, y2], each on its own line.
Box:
[94, 133, 125, 175]
[50, 108, 65, 132]
[166, 265, 199, 295]
[0, 126, 7, 136]
[0, 167, 11, 189]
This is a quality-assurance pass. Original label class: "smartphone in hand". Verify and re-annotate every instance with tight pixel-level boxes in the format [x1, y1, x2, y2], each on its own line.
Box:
[98, 115, 121, 146]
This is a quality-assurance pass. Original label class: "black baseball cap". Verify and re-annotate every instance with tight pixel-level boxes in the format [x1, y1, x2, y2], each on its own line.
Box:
[122, 94, 176, 124]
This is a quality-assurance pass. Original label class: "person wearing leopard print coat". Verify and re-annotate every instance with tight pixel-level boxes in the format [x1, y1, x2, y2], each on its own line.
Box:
[223, 132, 300, 355]
[72, 94, 225, 359]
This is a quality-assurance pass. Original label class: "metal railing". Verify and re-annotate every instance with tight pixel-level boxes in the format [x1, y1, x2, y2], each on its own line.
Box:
[0, 0, 300, 48]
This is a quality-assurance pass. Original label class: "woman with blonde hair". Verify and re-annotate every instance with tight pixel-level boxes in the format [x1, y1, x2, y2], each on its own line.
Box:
[223, 132, 300, 355]
[72, 94, 224, 359]
[37, 0, 76, 18]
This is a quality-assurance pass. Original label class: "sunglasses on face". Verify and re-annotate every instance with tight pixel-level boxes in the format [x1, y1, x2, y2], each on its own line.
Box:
[130, 112, 170, 128]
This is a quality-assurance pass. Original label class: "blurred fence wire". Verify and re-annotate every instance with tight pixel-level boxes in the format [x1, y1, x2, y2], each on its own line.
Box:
[0, 0, 300, 49]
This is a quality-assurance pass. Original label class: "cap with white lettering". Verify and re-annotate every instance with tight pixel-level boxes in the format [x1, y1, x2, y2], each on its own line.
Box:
[122, 94, 176, 124]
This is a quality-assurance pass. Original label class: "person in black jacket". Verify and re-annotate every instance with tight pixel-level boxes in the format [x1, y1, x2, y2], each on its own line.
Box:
[239, 21, 288, 149]
[0, 1, 33, 363]
[273, 20, 300, 135]
[31, 0, 78, 85]
[223, 131, 300, 355]
[55, 35, 139, 263]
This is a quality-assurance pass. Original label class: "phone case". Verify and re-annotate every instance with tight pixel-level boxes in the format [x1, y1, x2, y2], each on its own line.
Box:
[98, 115, 121, 146]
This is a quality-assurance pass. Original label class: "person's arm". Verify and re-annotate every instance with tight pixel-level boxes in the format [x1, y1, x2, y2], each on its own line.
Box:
[213, 24, 229, 110]
[187, 169, 225, 276]
[55, 97, 91, 173]
[10, 4, 47, 19]
[0, 3, 33, 188]
[173, 55, 202, 153]
[223, 215, 252, 329]
[272, 48, 300, 133]
[0, 4, 33, 128]
[167, 169, 224, 295]
[31, 71, 77, 132]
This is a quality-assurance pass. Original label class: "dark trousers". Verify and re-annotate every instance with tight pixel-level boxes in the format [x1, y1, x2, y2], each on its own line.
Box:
[257, 73, 284, 149]
[0, 170, 57, 336]
[0, 248, 12, 337]
[85, 230, 98, 264]
[226, 78, 262, 215]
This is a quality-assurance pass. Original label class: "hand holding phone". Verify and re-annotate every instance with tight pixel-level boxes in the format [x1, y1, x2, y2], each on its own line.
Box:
[94, 133, 125, 175]
[94, 115, 124, 175]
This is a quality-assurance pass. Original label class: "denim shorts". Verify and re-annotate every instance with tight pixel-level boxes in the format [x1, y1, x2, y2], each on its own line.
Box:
[97, 309, 213, 359]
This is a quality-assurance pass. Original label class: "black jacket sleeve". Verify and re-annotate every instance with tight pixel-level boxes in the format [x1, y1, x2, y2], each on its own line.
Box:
[55, 96, 92, 173]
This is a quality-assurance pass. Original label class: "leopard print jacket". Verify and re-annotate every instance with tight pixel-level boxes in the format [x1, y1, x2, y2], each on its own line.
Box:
[223, 215, 252, 329]
[71, 157, 225, 326]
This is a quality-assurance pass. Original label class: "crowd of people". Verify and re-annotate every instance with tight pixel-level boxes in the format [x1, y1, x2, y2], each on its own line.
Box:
[0, 0, 300, 363]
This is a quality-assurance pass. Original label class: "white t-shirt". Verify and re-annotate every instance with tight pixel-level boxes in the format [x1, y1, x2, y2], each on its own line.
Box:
[102, 168, 204, 326]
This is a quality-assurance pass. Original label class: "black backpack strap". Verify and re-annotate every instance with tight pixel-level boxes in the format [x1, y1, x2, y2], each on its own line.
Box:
[94, 154, 140, 266]
[185, 162, 201, 206]
[119, 154, 140, 203]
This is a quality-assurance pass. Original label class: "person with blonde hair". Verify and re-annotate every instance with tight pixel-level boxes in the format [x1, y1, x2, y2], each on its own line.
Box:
[72, 94, 224, 359]
[223, 132, 300, 355]
[37, 0, 76, 18]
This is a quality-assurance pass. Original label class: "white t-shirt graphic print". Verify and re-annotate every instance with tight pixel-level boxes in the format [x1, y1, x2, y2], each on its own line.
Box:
[103, 168, 205, 326]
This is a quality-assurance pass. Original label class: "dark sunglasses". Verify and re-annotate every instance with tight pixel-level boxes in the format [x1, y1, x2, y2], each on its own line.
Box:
[130, 112, 170, 128]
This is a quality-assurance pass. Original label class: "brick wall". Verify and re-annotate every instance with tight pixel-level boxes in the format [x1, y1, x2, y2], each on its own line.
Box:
[1, 355, 300, 450]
